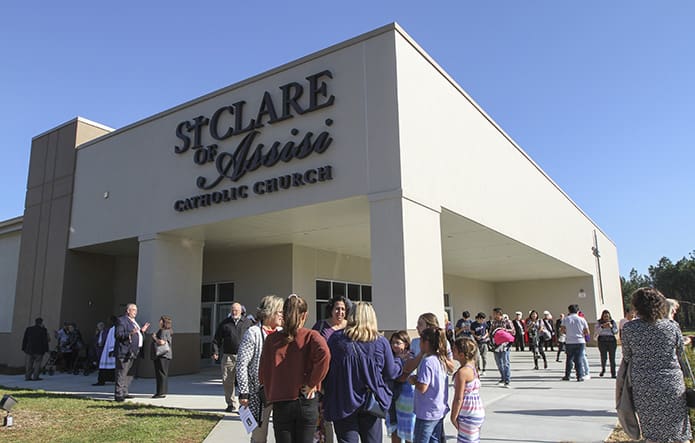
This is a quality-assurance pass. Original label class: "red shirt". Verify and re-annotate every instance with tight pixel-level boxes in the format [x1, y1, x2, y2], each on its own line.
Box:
[259, 327, 330, 403]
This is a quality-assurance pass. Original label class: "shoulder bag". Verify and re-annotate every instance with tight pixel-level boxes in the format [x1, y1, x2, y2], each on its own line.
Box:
[155, 332, 170, 357]
[351, 341, 386, 419]
[615, 359, 641, 439]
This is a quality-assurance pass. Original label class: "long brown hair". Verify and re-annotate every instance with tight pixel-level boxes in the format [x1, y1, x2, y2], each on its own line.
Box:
[452, 337, 477, 363]
[160, 315, 172, 331]
[419, 312, 440, 328]
[420, 327, 448, 369]
[281, 294, 307, 342]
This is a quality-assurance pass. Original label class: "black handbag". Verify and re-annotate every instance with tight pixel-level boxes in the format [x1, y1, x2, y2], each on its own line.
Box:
[351, 342, 387, 418]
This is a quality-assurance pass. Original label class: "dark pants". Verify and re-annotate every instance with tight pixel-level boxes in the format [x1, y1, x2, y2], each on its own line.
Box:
[556, 342, 566, 361]
[514, 331, 525, 351]
[333, 410, 382, 443]
[154, 358, 170, 395]
[477, 342, 488, 371]
[272, 397, 319, 443]
[530, 337, 547, 368]
[564, 343, 585, 380]
[97, 368, 115, 384]
[25, 353, 44, 380]
[543, 337, 554, 351]
[597, 337, 617, 376]
[115, 357, 136, 400]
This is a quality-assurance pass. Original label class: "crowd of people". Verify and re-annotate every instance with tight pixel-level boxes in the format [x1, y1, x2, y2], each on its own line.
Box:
[19, 287, 692, 443]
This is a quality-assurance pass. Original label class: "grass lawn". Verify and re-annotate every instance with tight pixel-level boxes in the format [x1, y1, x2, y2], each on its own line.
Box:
[0, 386, 221, 443]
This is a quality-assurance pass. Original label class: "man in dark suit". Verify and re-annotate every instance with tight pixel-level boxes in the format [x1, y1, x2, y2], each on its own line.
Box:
[22, 317, 50, 381]
[114, 303, 150, 402]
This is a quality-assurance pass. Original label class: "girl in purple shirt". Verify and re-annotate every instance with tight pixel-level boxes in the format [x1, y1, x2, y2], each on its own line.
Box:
[408, 327, 449, 443]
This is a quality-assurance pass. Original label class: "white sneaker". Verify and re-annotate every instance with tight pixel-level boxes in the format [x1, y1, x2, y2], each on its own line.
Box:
[584, 374, 591, 380]
[480, 371, 486, 377]
[496, 380, 504, 385]
[503, 382, 511, 388]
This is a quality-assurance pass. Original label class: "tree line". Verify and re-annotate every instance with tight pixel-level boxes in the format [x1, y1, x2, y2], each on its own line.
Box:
[621, 250, 695, 329]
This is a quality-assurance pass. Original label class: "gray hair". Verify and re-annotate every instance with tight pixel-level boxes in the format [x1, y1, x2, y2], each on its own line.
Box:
[256, 295, 284, 323]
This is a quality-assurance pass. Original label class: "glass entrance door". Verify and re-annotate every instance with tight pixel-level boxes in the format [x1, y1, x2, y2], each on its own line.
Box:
[200, 302, 233, 359]
[200, 282, 235, 361]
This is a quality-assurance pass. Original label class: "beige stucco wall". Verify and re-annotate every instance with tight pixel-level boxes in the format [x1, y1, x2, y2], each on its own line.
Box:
[201, 245, 371, 326]
[292, 245, 371, 326]
[69, 31, 406, 250]
[0, 230, 21, 333]
[392, 28, 621, 310]
[444, 273, 496, 323]
[203, 245, 294, 311]
[112, 255, 138, 314]
[495, 276, 608, 326]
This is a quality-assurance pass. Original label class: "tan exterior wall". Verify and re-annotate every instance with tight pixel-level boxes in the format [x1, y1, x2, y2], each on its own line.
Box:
[61, 251, 116, 335]
[292, 245, 371, 326]
[203, 245, 294, 310]
[495, 276, 599, 324]
[445, 274, 496, 323]
[393, 28, 621, 310]
[0, 229, 21, 333]
[0, 119, 111, 369]
[113, 255, 138, 314]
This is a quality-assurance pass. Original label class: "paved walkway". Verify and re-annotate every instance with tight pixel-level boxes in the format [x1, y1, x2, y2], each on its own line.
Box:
[0, 347, 620, 442]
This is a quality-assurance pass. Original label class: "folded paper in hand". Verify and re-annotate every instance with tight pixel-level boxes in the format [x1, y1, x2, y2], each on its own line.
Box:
[239, 405, 258, 434]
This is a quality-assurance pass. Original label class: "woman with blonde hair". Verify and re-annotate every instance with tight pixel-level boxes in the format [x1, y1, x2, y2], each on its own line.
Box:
[259, 295, 330, 443]
[237, 295, 284, 443]
[324, 302, 403, 443]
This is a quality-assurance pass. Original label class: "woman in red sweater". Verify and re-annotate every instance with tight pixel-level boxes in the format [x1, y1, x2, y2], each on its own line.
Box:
[259, 294, 331, 443]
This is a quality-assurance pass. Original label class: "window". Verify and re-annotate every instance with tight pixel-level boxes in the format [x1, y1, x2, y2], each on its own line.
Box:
[200, 281, 236, 359]
[315, 279, 372, 320]
[200, 282, 235, 303]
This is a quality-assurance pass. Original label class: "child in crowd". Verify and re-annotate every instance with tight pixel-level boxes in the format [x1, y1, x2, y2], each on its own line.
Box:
[451, 338, 485, 443]
[387, 331, 416, 443]
[408, 327, 449, 443]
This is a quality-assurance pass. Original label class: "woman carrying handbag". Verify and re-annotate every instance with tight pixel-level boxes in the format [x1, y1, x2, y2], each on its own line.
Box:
[151, 315, 173, 399]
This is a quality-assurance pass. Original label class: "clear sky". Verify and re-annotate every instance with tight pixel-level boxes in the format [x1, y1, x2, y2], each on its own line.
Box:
[2, 1, 693, 277]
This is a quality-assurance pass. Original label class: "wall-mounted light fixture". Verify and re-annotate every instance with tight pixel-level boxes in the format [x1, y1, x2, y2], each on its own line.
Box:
[578, 289, 587, 299]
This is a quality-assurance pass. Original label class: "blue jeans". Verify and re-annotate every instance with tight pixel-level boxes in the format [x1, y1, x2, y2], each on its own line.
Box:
[565, 343, 585, 380]
[414, 417, 444, 443]
[494, 348, 511, 383]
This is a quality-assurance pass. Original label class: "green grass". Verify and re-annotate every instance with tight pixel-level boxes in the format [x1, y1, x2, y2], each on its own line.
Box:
[0, 386, 221, 443]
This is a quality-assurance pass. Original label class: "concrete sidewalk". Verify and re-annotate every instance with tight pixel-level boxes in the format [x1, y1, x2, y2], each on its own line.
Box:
[0, 347, 620, 442]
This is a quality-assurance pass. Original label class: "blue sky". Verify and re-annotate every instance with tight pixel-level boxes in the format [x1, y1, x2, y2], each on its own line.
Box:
[2, 1, 693, 277]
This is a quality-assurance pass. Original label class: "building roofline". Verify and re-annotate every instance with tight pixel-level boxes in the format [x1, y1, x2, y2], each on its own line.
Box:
[63, 22, 614, 247]
[31, 117, 114, 142]
[76, 23, 400, 151]
[0, 215, 23, 236]
[390, 24, 615, 248]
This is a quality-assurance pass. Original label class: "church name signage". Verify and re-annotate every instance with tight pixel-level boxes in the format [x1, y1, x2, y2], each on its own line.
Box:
[172, 70, 336, 212]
